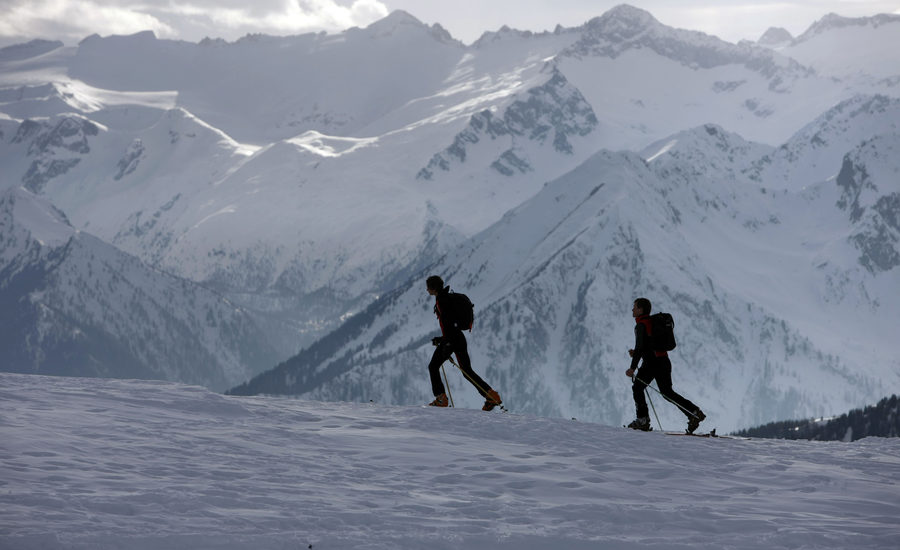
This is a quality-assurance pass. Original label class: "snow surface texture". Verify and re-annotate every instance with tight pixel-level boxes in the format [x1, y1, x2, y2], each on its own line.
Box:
[2, 373, 899, 550]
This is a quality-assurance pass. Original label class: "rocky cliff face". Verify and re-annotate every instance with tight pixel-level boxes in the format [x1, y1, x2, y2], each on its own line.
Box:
[836, 133, 900, 273]
[418, 68, 598, 180]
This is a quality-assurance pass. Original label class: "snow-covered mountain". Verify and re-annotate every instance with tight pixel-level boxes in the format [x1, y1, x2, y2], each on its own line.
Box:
[230, 97, 900, 433]
[552, 5, 891, 149]
[756, 27, 793, 49]
[4, 6, 895, 348]
[784, 13, 900, 80]
[62, 14, 465, 145]
[4, 373, 899, 549]
[746, 94, 900, 190]
[0, 39, 64, 62]
[836, 131, 900, 274]
[0, 5, 899, 429]
[0, 187, 283, 390]
[0, 12, 598, 352]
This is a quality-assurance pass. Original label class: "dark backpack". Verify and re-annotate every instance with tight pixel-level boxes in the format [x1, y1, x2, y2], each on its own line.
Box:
[443, 292, 475, 331]
[649, 312, 677, 351]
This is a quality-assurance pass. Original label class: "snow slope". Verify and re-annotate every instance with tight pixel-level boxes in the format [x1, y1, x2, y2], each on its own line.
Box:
[65, 15, 466, 145]
[2, 373, 898, 550]
[747, 94, 900, 189]
[0, 14, 597, 351]
[785, 13, 900, 80]
[229, 101, 900, 434]
[0, 188, 284, 390]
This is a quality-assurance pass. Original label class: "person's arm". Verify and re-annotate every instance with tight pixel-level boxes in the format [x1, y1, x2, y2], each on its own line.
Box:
[626, 323, 646, 375]
[434, 293, 447, 335]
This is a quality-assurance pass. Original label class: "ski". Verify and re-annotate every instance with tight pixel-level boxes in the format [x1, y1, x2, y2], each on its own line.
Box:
[421, 403, 509, 412]
[664, 429, 732, 439]
[480, 402, 509, 413]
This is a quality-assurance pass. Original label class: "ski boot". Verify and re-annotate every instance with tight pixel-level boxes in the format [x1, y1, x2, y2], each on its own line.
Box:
[428, 393, 449, 407]
[482, 390, 502, 411]
[627, 417, 652, 431]
[686, 409, 706, 434]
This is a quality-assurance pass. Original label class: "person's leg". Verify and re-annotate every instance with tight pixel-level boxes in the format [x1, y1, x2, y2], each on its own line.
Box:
[446, 332, 501, 410]
[446, 332, 493, 397]
[654, 357, 700, 416]
[427, 344, 453, 397]
[631, 363, 657, 419]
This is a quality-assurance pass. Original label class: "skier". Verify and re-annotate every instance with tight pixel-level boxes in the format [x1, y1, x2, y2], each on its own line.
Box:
[425, 275, 502, 411]
[625, 297, 705, 433]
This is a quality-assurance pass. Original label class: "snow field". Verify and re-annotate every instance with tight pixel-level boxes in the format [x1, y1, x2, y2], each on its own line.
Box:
[2, 372, 898, 549]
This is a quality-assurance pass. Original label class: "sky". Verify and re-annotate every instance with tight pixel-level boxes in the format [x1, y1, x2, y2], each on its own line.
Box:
[0, 0, 899, 48]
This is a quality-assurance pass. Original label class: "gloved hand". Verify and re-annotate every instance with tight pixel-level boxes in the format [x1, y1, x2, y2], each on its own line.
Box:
[432, 337, 444, 346]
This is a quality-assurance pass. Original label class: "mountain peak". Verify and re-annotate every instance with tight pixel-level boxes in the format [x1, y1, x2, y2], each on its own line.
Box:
[0, 39, 64, 62]
[586, 4, 658, 33]
[564, 2, 805, 83]
[78, 30, 157, 46]
[802, 13, 857, 37]
[0, 187, 74, 248]
[798, 12, 900, 41]
[757, 27, 793, 47]
[365, 10, 425, 32]
[363, 10, 458, 44]
[641, 123, 772, 175]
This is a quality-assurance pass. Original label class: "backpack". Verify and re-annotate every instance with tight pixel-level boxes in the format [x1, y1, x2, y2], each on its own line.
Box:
[648, 312, 677, 351]
[443, 292, 475, 331]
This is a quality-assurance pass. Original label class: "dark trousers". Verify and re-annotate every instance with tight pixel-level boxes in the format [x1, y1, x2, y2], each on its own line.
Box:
[632, 355, 698, 419]
[428, 330, 492, 398]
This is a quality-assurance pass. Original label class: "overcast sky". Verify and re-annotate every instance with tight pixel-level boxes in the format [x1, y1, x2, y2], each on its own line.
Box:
[1, 0, 899, 49]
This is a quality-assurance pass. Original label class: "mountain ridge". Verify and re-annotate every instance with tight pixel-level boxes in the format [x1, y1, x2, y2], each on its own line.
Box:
[229, 100, 900, 432]
[1, 6, 898, 431]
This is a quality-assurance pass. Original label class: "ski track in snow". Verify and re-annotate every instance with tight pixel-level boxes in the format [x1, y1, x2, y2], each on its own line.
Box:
[1, 373, 898, 549]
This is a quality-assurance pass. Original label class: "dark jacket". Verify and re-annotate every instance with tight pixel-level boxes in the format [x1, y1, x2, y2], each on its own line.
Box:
[433, 286, 459, 335]
[630, 314, 667, 370]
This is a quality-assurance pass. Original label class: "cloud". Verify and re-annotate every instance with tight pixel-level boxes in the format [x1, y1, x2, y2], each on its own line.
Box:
[0, 0, 390, 46]
[0, 0, 174, 43]
[153, 0, 389, 34]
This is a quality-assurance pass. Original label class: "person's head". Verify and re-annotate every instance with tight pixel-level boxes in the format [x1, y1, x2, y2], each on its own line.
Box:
[426, 275, 444, 296]
[633, 297, 651, 318]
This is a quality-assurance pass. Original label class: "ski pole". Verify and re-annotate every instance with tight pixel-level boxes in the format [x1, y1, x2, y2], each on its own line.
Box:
[631, 372, 663, 430]
[645, 388, 663, 431]
[634, 376, 701, 420]
[448, 356, 507, 412]
[440, 365, 455, 407]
